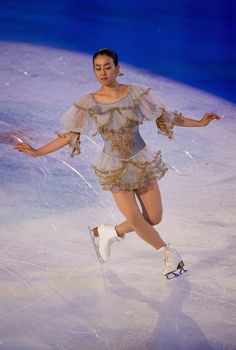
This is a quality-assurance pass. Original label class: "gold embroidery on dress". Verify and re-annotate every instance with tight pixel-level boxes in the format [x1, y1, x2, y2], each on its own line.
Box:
[73, 88, 179, 141]
[73, 88, 151, 116]
[93, 150, 168, 191]
[155, 108, 180, 140]
[172, 110, 185, 125]
[56, 130, 81, 158]
[99, 126, 134, 159]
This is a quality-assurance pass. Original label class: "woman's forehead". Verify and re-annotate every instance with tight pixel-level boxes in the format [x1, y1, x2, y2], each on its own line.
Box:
[94, 55, 114, 65]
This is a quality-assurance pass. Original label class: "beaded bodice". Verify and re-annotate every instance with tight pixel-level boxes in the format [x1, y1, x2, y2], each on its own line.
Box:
[100, 123, 145, 159]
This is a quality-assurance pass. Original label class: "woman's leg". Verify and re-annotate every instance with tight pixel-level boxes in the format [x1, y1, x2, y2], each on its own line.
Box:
[92, 182, 162, 237]
[111, 184, 166, 250]
[94, 181, 184, 276]
[115, 181, 163, 235]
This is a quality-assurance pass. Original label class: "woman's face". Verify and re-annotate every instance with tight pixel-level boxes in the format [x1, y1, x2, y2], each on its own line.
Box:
[93, 54, 119, 86]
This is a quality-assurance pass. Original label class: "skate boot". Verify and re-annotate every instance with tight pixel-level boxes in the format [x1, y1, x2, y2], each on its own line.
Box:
[97, 224, 123, 262]
[160, 244, 186, 279]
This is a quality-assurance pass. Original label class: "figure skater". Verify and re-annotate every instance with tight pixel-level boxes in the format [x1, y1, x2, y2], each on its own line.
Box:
[15, 48, 220, 278]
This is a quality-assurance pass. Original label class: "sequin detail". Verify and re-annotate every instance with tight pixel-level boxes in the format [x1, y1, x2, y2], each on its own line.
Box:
[57, 84, 182, 191]
[56, 131, 81, 158]
[73, 87, 179, 141]
[93, 150, 168, 192]
[100, 126, 134, 158]
[156, 109, 181, 140]
[73, 88, 152, 116]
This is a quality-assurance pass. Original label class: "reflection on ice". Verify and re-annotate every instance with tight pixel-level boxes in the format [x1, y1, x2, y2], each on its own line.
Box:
[184, 150, 193, 159]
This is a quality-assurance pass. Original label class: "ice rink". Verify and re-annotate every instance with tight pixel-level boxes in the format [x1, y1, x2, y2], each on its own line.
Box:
[0, 40, 236, 349]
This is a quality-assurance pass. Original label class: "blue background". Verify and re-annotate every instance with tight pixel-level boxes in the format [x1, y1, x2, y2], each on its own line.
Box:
[0, 0, 235, 102]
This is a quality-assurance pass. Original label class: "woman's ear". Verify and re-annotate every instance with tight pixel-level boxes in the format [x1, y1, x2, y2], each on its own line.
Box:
[117, 64, 124, 76]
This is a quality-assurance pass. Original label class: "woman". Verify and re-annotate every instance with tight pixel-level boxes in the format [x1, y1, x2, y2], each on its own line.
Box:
[15, 48, 220, 278]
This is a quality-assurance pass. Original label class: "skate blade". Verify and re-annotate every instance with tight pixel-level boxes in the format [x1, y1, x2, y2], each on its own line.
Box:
[165, 260, 187, 280]
[88, 226, 104, 264]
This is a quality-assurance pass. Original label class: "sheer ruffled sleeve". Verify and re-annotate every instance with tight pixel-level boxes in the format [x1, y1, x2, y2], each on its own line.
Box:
[134, 84, 183, 140]
[56, 93, 98, 157]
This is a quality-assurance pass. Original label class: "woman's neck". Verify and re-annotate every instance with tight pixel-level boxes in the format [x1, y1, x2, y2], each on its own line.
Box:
[100, 82, 122, 95]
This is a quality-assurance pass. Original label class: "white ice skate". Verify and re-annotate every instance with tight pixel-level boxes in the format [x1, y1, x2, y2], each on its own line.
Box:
[161, 244, 186, 279]
[88, 224, 123, 263]
[88, 226, 104, 263]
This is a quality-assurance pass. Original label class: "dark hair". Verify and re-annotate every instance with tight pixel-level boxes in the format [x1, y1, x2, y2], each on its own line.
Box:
[93, 48, 119, 66]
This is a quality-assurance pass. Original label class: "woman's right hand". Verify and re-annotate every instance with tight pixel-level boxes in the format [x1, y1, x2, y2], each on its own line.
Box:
[15, 141, 38, 157]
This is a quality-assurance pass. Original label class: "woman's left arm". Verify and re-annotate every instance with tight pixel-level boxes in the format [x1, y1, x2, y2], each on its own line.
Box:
[174, 112, 220, 127]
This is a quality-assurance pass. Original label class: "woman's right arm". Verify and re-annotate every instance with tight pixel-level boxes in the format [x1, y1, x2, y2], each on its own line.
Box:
[15, 135, 71, 157]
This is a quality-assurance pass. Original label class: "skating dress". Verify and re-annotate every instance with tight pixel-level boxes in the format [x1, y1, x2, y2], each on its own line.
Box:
[57, 84, 182, 192]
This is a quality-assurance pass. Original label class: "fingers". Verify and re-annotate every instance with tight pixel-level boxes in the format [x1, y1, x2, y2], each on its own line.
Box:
[210, 114, 220, 121]
[15, 142, 25, 149]
[203, 112, 221, 122]
[14, 142, 30, 152]
[205, 112, 220, 119]
[210, 113, 220, 119]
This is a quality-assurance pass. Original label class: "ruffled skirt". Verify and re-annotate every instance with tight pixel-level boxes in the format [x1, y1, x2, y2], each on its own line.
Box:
[93, 145, 168, 192]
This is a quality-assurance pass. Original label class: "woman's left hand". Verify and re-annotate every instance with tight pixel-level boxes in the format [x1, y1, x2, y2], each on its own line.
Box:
[199, 112, 221, 126]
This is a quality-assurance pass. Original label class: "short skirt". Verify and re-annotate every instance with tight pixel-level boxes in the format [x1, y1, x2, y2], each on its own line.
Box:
[93, 145, 168, 192]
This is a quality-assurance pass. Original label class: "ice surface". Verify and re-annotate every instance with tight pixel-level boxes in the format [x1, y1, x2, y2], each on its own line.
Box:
[0, 41, 236, 350]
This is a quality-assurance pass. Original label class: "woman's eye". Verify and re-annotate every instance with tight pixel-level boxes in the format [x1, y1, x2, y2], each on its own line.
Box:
[95, 66, 111, 71]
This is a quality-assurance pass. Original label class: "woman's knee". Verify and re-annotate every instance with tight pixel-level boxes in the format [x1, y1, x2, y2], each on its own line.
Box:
[145, 213, 162, 226]
[126, 213, 162, 229]
[125, 211, 145, 227]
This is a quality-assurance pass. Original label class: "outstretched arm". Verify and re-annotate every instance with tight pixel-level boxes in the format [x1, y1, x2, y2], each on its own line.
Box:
[174, 112, 220, 127]
[15, 135, 71, 157]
